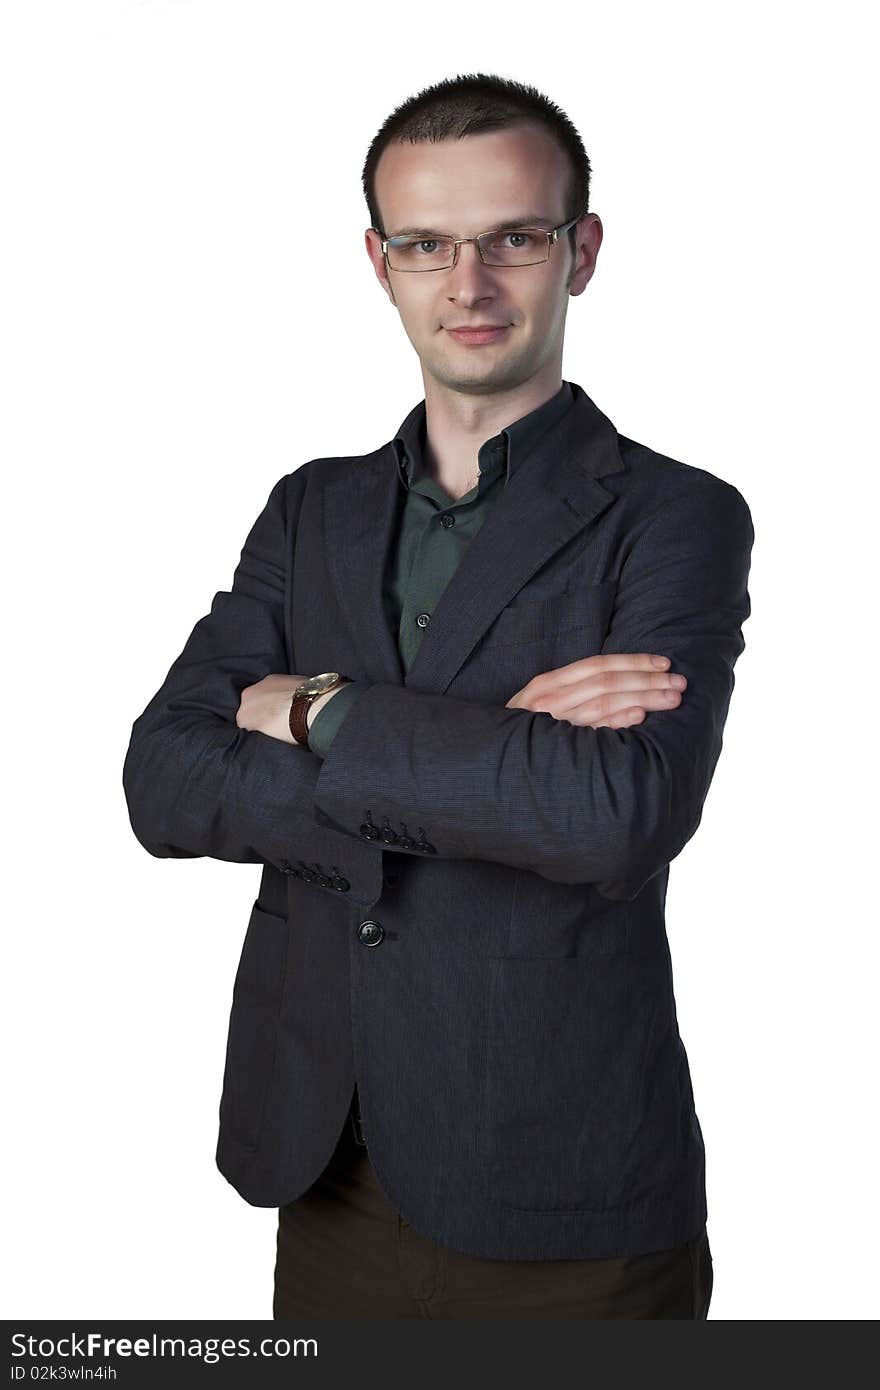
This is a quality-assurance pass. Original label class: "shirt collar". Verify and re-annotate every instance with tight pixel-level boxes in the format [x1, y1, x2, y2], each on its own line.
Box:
[392, 380, 575, 491]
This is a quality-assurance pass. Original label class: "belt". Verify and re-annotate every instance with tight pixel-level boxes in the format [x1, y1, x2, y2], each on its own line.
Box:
[349, 1087, 367, 1148]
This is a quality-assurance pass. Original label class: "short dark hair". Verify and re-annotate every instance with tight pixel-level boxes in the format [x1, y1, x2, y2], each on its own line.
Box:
[362, 72, 591, 264]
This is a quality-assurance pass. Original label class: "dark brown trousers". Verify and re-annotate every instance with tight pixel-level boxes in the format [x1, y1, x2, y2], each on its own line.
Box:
[273, 1104, 714, 1320]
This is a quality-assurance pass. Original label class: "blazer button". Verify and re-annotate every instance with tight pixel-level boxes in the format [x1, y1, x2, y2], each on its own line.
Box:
[357, 920, 384, 947]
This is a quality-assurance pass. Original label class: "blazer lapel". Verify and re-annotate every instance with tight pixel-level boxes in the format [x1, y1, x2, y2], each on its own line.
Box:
[323, 454, 409, 687]
[323, 384, 626, 696]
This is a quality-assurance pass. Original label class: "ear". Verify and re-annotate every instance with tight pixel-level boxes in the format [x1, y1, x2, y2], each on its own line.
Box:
[568, 214, 603, 298]
[365, 228, 397, 306]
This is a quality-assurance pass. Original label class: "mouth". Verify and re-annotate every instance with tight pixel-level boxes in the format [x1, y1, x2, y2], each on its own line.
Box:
[446, 325, 510, 346]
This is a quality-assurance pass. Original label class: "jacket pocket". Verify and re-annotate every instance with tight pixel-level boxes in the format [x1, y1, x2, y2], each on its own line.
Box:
[476, 953, 682, 1212]
[218, 900, 290, 1152]
[487, 578, 618, 648]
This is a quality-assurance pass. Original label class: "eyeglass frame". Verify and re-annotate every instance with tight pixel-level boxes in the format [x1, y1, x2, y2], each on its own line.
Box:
[377, 212, 586, 272]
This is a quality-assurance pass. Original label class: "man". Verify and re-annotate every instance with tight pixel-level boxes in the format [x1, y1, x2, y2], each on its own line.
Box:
[123, 73, 752, 1319]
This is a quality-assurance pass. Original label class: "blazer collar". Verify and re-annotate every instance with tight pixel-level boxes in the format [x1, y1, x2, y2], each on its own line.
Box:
[323, 380, 626, 695]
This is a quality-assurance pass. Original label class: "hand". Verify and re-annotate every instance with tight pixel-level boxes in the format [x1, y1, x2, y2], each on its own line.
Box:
[505, 653, 687, 729]
[236, 673, 309, 744]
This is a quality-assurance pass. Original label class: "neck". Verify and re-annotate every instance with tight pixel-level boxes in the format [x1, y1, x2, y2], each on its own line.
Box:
[421, 365, 563, 497]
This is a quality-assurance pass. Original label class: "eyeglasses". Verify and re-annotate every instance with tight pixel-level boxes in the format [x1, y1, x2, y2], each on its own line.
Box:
[379, 213, 584, 272]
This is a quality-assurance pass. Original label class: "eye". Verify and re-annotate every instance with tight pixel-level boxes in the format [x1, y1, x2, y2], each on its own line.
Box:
[392, 237, 442, 254]
[501, 230, 537, 249]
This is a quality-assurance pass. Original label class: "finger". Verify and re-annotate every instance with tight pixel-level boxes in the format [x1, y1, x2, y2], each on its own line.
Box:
[546, 652, 674, 686]
[543, 670, 686, 717]
[539, 685, 682, 723]
[592, 706, 647, 729]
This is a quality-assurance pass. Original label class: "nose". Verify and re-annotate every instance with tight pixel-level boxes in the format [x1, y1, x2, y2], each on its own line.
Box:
[446, 238, 497, 306]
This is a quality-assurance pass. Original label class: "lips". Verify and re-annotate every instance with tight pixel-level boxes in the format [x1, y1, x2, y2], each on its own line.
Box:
[446, 325, 510, 345]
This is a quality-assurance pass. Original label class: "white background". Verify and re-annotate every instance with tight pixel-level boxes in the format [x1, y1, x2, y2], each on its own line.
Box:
[2, 0, 877, 1320]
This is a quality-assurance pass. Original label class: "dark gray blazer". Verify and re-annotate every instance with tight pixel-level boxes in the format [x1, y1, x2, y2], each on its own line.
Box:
[122, 383, 754, 1260]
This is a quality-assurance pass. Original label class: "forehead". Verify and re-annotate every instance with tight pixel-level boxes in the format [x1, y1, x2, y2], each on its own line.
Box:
[374, 124, 571, 234]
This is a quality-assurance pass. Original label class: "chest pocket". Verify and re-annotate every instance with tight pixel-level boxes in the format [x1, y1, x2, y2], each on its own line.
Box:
[486, 578, 618, 648]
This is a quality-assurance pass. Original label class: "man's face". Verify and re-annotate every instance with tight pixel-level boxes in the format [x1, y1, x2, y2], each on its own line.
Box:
[365, 123, 601, 397]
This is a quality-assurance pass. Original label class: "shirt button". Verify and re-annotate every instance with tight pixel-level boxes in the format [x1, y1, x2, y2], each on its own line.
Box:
[401, 452, 409, 465]
[440, 514, 455, 528]
[416, 612, 431, 628]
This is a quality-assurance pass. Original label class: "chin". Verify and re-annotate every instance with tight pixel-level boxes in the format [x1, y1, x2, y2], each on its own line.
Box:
[426, 345, 522, 392]
[431, 367, 507, 396]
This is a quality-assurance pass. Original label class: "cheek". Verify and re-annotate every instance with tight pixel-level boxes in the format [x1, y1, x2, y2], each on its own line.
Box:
[391, 280, 427, 318]
[396, 304, 434, 350]
[523, 283, 564, 330]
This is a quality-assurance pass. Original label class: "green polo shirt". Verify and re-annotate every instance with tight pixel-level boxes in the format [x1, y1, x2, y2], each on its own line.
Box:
[307, 381, 576, 756]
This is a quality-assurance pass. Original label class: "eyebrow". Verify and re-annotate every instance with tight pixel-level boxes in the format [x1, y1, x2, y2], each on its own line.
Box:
[387, 215, 556, 238]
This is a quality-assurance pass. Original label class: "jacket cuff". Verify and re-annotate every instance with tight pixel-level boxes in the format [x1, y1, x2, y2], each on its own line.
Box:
[307, 680, 368, 759]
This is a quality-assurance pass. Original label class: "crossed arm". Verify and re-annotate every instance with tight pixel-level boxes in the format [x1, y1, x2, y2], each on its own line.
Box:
[123, 467, 753, 898]
[236, 649, 689, 745]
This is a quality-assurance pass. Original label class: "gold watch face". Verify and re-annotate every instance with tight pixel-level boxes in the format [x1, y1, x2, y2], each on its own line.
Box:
[296, 671, 341, 697]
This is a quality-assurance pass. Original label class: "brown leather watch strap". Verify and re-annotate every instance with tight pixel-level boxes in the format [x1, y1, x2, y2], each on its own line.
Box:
[289, 676, 348, 748]
[288, 691, 312, 747]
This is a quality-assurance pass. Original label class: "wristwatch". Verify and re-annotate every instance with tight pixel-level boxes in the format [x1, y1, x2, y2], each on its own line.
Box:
[288, 671, 349, 748]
